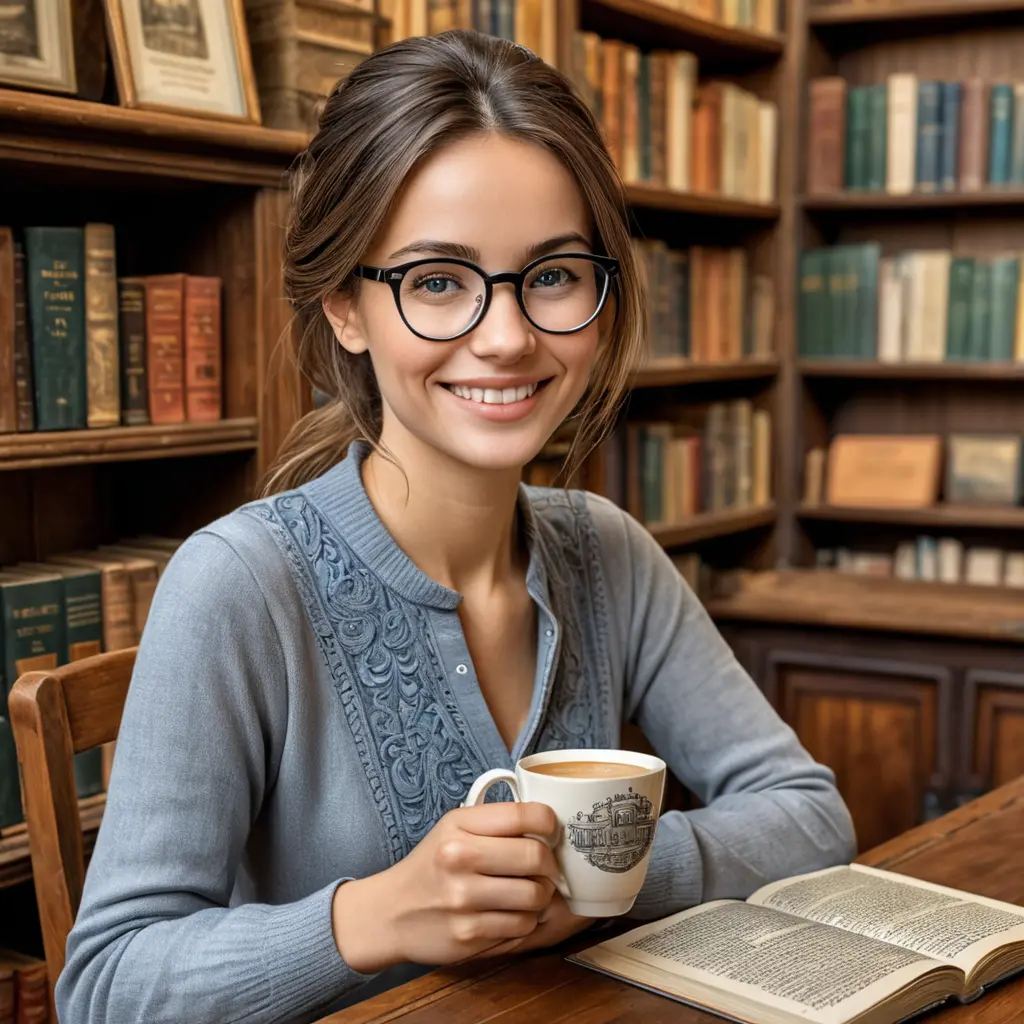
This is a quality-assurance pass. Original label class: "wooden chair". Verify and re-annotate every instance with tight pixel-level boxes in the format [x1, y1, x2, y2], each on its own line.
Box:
[7, 647, 136, 1002]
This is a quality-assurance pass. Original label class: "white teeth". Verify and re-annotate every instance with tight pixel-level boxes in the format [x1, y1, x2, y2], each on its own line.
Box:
[447, 382, 539, 404]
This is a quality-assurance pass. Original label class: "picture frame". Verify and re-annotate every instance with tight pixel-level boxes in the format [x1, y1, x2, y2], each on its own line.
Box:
[0, 0, 78, 95]
[103, 0, 261, 123]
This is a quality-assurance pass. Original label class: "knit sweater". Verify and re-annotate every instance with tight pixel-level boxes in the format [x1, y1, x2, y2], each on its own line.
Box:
[56, 440, 856, 1024]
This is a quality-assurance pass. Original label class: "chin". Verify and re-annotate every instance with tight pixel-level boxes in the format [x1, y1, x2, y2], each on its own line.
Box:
[441, 433, 553, 475]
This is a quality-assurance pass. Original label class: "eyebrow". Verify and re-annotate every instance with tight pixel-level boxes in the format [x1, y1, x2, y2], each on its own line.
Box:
[387, 232, 593, 263]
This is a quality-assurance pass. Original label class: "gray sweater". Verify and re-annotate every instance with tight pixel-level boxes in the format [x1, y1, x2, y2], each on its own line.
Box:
[56, 441, 856, 1024]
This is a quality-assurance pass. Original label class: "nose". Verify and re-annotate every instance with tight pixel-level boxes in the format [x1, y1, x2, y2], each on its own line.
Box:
[466, 282, 536, 363]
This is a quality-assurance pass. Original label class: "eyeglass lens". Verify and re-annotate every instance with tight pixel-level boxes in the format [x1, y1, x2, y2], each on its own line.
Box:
[398, 256, 609, 340]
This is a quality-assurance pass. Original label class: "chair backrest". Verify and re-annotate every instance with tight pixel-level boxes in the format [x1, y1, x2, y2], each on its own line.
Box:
[7, 647, 136, 998]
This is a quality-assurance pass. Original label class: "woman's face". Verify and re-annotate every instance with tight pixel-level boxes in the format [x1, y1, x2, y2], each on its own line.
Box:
[327, 132, 603, 475]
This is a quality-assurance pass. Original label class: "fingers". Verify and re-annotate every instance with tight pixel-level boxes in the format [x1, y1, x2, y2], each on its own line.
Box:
[446, 874, 555, 914]
[453, 801, 559, 842]
[449, 910, 540, 947]
[436, 832, 563, 889]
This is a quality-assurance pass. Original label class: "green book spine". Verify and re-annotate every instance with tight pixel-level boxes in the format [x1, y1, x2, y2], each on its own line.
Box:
[946, 257, 974, 360]
[62, 570, 105, 797]
[968, 260, 992, 361]
[866, 84, 888, 191]
[638, 53, 651, 183]
[845, 87, 871, 189]
[829, 246, 856, 359]
[858, 243, 881, 359]
[641, 431, 662, 524]
[988, 256, 1020, 362]
[1, 576, 64, 690]
[988, 84, 1014, 184]
[24, 227, 87, 431]
[799, 250, 829, 356]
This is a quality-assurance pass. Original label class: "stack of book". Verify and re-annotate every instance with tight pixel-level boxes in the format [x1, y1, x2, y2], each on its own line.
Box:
[0, 226, 223, 435]
[633, 240, 774, 363]
[0, 951, 49, 1024]
[799, 243, 1024, 362]
[571, 35, 778, 202]
[808, 73, 1024, 195]
[0, 537, 183, 830]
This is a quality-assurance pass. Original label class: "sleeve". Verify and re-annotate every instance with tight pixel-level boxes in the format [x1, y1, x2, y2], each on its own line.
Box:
[587, 496, 858, 921]
[55, 530, 374, 1024]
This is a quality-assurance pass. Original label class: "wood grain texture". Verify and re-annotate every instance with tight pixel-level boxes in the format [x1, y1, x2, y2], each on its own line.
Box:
[631, 358, 779, 388]
[803, 189, 1024, 210]
[797, 503, 1024, 531]
[648, 504, 776, 548]
[314, 778, 1024, 1022]
[809, 0, 1024, 25]
[799, 360, 1024, 380]
[625, 184, 780, 218]
[7, 649, 135, 999]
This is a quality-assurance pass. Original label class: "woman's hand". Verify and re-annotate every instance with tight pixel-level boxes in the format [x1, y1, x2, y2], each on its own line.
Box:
[511, 891, 595, 954]
[331, 801, 566, 974]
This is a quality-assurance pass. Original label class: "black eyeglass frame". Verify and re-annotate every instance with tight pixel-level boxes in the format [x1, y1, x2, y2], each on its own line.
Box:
[352, 252, 620, 342]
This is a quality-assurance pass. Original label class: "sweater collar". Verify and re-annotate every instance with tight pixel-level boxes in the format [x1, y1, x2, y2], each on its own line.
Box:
[300, 440, 550, 612]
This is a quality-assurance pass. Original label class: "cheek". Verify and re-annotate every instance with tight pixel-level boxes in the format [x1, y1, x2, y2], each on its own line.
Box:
[360, 295, 444, 392]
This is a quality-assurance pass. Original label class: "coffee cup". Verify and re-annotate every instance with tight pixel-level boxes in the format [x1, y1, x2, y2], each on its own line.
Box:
[463, 748, 666, 917]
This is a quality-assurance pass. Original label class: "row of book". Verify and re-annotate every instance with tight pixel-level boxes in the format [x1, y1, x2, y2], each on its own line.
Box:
[0, 537, 182, 830]
[570, 35, 778, 203]
[632, 240, 775, 364]
[808, 74, 1024, 195]
[388, 0, 558, 63]
[606, 401, 772, 527]
[817, 538, 1024, 591]
[0, 225, 223, 435]
[798, 243, 1024, 363]
[0, 951, 48, 1024]
[805, 433, 1024, 509]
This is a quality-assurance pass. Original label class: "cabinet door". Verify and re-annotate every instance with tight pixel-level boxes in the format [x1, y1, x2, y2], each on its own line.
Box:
[765, 651, 954, 852]
[962, 670, 1024, 799]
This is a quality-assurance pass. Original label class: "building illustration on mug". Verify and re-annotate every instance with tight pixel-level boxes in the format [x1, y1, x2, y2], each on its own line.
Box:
[566, 789, 655, 873]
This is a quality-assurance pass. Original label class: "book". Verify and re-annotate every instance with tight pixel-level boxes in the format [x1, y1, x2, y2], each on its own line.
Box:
[570, 863, 1024, 1024]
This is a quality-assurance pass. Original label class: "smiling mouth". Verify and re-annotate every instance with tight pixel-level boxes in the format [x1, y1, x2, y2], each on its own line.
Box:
[440, 379, 552, 405]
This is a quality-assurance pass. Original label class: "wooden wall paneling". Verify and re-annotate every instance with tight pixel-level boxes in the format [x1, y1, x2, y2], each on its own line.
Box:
[29, 469, 107, 561]
[255, 187, 309, 484]
[0, 473, 35, 566]
[763, 648, 955, 850]
[961, 669, 1024, 800]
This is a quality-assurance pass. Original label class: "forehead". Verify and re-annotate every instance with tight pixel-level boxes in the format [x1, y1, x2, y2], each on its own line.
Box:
[371, 133, 591, 263]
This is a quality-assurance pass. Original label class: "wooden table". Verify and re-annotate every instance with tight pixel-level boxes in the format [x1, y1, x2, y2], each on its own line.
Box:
[316, 775, 1024, 1023]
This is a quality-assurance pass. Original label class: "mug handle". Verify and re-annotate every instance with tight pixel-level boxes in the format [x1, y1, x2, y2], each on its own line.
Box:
[463, 768, 519, 806]
[461, 769, 571, 899]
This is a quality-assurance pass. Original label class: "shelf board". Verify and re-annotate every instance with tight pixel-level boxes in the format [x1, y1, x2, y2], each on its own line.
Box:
[802, 189, 1024, 212]
[706, 569, 1024, 644]
[799, 360, 1024, 380]
[797, 503, 1024, 531]
[0, 89, 306, 186]
[584, 0, 784, 59]
[649, 503, 776, 548]
[808, 0, 1024, 25]
[0, 418, 259, 471]
[0, 794, 105, 890]
[632, 358, 779, 387]
[626, 184, 780, 218]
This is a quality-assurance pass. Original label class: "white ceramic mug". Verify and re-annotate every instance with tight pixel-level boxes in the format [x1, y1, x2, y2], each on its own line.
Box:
[463, 747, 667, 917]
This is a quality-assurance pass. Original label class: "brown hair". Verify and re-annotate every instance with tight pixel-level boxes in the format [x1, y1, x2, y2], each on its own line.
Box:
[261, 29, 647, 496]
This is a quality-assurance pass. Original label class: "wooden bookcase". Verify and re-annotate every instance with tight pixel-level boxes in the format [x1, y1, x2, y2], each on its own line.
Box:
[708, 0, 1024, 854]
[0, 91, 309, 937]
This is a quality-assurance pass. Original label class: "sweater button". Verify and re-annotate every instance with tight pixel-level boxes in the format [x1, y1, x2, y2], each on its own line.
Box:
[455, 664, 468, 675]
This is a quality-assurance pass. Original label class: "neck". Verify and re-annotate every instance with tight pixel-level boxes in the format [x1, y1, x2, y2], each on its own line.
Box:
[361, 434, 525, 595]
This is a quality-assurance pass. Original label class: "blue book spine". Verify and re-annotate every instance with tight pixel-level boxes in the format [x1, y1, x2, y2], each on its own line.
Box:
[939, 82, 962, 192]
[988, 84, 1014, 184]
[915, 82, 942, 191]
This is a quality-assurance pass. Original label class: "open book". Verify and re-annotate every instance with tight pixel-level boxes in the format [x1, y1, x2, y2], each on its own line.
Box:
[569, 864, 1024, 1024]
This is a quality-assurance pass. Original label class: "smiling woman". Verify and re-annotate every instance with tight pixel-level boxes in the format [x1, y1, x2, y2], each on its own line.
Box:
[55, 28, 855, 1024]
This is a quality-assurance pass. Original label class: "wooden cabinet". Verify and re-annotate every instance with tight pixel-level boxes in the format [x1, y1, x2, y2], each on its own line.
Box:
[718, 620, 1022, 852]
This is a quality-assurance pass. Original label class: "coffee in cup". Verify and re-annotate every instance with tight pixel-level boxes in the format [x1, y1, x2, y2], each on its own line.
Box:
[463, 748, 666, 917]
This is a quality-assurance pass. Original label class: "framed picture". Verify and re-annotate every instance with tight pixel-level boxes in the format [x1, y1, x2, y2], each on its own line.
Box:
[104, 0, 260, 123]
[0, 0, 77, 95]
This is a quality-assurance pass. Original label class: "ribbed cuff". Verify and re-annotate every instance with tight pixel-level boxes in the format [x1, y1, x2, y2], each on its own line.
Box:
[629, 811, 704, 920]
[263, 879, 377, 1015]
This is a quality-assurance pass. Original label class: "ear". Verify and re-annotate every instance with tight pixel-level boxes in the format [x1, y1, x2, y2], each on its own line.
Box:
[322, 290, 369, 355]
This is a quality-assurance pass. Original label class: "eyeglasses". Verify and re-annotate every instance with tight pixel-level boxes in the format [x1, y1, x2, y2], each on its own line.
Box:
[352, 252, 619, 342]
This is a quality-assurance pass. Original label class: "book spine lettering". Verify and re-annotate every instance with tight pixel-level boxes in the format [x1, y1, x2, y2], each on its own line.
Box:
[84, 223, 121, 428]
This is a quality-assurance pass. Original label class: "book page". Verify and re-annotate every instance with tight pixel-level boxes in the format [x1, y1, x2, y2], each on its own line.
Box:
[586, 900, 942, 1024]
[749, 865, 1024, 973]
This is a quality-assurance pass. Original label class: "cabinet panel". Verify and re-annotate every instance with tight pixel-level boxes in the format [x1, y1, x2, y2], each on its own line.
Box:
[765, 651, 953, 852]
[963, 670, 1024, 797]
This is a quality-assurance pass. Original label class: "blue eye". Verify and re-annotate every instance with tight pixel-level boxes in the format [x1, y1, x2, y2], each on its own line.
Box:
[415, 275, 459, 294]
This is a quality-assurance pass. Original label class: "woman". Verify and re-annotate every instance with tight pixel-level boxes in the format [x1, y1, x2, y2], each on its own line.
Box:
[57, 29, 855, 1024]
